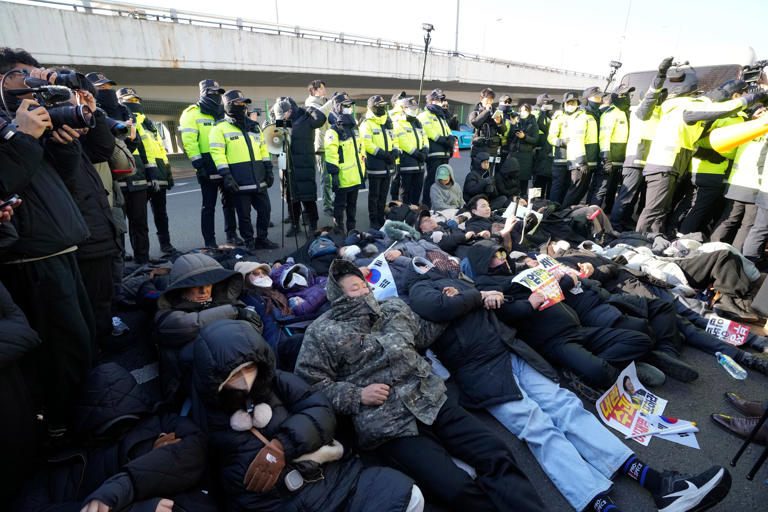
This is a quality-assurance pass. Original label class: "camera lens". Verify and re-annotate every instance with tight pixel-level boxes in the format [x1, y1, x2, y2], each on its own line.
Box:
[48, 104, 95, 130]
[105, 116, 129, 137]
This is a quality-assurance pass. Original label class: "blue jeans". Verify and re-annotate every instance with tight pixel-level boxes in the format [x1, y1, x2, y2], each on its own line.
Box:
[487, 354, 633, 511]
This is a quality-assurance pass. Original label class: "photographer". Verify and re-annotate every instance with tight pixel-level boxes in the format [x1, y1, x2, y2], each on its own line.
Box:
[47, 69, 120, 349]
[0, 47, 94, 442]
[507, 104, 539, 198]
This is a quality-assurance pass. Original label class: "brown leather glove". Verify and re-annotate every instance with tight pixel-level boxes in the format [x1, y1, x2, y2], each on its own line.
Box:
[153, 432, 181, 449]
[243, 439, 285, 492]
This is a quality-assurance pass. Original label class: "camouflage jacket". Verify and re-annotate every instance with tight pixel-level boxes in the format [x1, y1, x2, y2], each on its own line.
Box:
[295, 260, 446, 449]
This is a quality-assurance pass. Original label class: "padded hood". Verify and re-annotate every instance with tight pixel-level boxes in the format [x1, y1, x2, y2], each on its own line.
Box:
[467, 239, 504, 277]
[72, 362, 151, 436]
[192, 319, 276, 406]
[158, 253, 242, 309]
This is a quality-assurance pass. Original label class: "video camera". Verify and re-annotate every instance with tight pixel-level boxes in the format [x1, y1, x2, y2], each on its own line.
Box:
[2, 71, 95, 131]
[742, 60, 768, 91]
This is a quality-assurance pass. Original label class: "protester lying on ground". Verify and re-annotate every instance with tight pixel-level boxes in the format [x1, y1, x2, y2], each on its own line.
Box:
[415, 209, 478, 259]
[406, 260, 732, 512]
[295, 259, 544, 511]
[155, 253, 263, 401]
[464, 195, 534, 254]
[14, 363, 211, 512]
[270, 263, 329, 318]
[467, 240, 661, 390]
[430, 163, 464, 211]
[191, 319, 424, 512]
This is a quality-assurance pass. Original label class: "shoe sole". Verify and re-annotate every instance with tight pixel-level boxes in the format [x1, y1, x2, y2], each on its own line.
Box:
[713, 306, 759, 323]
[658, 467, 731, 512]
[645, 352, 699, 383]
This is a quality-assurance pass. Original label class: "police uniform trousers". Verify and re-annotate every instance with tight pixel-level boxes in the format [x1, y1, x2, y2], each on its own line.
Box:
[610, 167, 644, 232]
[635, 172, 678, 234]
[334, 185, 359, 233]
[235, 191, 271, 241]
[368, 173, 392, 230]
[199, 174, 237, 246]
[123, 188, 150, 264]
[711, 200, 757, 252]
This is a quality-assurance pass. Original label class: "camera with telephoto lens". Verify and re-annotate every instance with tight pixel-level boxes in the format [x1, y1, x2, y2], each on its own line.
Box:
[104, 113, 129, 137]
[742, 60, 768, 92]
[8, 81, 95, 131]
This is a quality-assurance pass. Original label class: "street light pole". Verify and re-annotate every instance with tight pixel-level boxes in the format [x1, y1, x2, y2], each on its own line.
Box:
[418, 23, 434, 108]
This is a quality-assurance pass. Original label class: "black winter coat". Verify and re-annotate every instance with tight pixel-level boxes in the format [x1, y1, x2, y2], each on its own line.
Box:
[14, 363, 208, 512]
[463, 168, 495, 202]
[467, 240, 585, 348]
[407, 268, 557, 408]
[0, 129, 89, 263]
[50, 111, 120, 260]
[469, 103, 503, 150]
[192, 320, 414, 512]
[288, 105, 327, 201]
[0, 282, 41, 504]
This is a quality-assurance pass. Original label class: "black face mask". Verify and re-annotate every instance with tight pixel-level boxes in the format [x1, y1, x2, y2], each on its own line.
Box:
[372, 106, 387, 117]
[95, 89, 121, 118]
[199, 93, 224, 118]
[613, 96, 630, 111]
[225, 103, 248, 120]
[587, 100, 602, 111]
[123, 101, 144, 114]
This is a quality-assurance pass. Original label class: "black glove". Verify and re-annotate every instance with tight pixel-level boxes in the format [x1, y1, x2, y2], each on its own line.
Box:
[265, 169, 274, 188]
[331, 173, 341, 192]
[237, 307, 264, 333]
[222, 173, 240, 194]
[447, 135, 458, 151]
[380, 149, 395, 164]
[413, 149, 426, 163]
[392, 148, 403, 159]
[191, 158, 204, 170]
[603, 161, 613, 175]
[658, 56, 674, 77]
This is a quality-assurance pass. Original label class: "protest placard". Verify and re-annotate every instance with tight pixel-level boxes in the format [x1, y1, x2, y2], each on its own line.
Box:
[705, 316, 749, 346]
[511, 266, 564, 310]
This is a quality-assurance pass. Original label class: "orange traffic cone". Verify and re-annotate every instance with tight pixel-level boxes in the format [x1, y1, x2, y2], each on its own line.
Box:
[452, 138, 460, 158]
[709, 115, 768, 153]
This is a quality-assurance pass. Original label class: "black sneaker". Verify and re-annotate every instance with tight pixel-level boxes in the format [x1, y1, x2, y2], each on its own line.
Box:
[652, 465, 731, 512]
[253, 238, 279, 250]
[160, 244, 178, 255]
[560, 369, 605, 403]
[226, 235, 245, 245]
[644, 350, 699, 383]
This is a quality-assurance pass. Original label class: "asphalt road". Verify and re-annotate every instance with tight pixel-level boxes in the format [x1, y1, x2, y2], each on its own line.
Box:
[123, 151, 768, 511]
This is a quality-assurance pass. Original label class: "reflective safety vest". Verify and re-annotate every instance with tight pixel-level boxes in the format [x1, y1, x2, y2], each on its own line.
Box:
[325, 124, 366, 189]
[625, 105, 662, 168]
[562, 109, 593, 168]
[360, 113, 399, 176]
[209, 120, 271, 192]
[599, 105, 629, 165]
[498, 118, 511, 149]
[179, 104, 218, 169]
[691, 112, 746, 180]
[132, 112, 159, 171]
[644, 96, 745, 177]
[546, 111, 569, 164]
[724, 133, 767, 203]
[392, 113, 428, 175]
[418, 108, 452, 159]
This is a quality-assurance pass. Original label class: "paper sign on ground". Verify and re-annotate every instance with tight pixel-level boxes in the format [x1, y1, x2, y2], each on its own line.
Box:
[705, 316, 749, 346]
[511, 266, 564, 310]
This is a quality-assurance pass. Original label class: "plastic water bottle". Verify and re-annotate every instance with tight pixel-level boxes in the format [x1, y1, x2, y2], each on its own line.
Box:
[715, 352, 747, 380]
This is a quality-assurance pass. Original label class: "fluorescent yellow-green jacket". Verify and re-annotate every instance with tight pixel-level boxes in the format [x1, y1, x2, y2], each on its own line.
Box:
[724, 133, 767, 203]
[360, 112, 399, 176]
[392, 112, 429, 174]
[325, 122, 366, 189]
[599, 105, 629, 165]
[547, 111, 569, 164]
[179, 104, 217, 171]
[209, 120, 271, 192]
[418, 108, 452, 159]
[691, 112, 746, 181]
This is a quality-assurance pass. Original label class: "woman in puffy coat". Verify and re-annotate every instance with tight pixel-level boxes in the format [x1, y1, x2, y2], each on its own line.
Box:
[270, 262, 328, 318]
[191, 319, 423, 512]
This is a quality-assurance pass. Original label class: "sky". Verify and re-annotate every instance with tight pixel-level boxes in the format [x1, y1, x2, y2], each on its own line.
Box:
[137, 0, 768, 76]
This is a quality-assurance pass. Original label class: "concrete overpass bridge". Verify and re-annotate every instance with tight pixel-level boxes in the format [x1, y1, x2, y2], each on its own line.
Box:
[1, 0, 604, 153]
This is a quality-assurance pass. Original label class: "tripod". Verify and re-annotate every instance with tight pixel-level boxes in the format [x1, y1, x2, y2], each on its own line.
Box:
[278, 133, 301, 250]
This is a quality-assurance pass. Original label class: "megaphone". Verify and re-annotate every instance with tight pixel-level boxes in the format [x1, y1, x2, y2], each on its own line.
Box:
[709, 115, 768, 153]
[263, 124, 290, 155]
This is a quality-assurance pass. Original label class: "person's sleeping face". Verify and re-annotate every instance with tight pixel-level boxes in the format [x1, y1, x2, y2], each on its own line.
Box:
[181, 284, 213, 303]
[338, 274, 370, 297]
[420, 215, 439, 233]
[472, 198, 492, 219]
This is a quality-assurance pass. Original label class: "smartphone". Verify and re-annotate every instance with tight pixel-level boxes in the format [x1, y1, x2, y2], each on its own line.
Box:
[0, 194, 19, 209]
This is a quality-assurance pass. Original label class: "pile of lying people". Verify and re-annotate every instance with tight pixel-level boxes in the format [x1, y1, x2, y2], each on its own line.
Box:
[8, 189, 768, 512]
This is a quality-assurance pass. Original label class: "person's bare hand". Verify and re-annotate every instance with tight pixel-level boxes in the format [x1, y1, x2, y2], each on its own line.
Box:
[480, 290, 504, 309]
[13, 99, 51, 138]
[464, 231, 476, 240]
[361, 383, 390, 406]
[126, 118, 137, 140]
[578, 262, 594, 278]
[569, 273, 579, 287]
[28, 67, 57, 84]
[385, 250, 402, 262]
[516, 131, 525, 139]
[528, 292, 547, 310]
[478, 230, 491, 238]
[50, 124, 80, 145]
[76, 89, 97, 112]
[359, 266, 371, 278]
[155, 499, 174, 512]
[442, 286, 459, 297]
[80, 500, 110, 512]
[500, 216, 518, 235]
